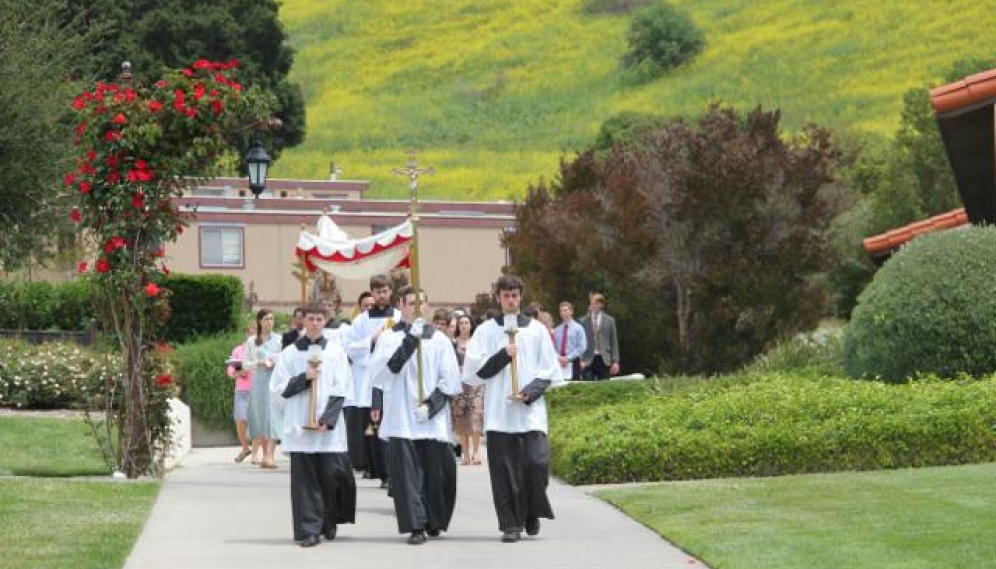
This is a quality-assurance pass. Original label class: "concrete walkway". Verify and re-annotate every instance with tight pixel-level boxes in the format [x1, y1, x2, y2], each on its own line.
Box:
[123, 446, 708, 569]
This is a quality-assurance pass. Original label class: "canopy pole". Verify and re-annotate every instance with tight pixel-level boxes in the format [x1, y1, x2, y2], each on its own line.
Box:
[392, 152, 434, 405]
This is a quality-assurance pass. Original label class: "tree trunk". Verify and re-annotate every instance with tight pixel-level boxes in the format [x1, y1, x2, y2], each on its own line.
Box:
[114, 294, 151, 478]
[674, 278, 692, 353]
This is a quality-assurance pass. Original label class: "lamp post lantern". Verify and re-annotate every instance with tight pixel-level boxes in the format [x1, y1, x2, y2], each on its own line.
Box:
[246, 136, 271, 199]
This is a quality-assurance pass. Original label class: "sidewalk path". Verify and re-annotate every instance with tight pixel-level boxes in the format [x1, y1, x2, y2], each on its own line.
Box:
[123, 446, 708, 569]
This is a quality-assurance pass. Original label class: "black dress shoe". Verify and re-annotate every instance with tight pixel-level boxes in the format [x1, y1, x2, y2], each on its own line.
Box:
[526, 517, 540, 536]
[324, 525, 337, 541]
[426, 527, 440, 537]
[501, 530, 521, 543]
[407, 530, 426, 545]
[299, 534, 320, 548]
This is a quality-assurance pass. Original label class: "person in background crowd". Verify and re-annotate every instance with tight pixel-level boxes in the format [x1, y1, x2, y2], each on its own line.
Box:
[432, 307, 452, 339]
[282, 306, 306, 349]
[553, 301, 587, 380]
[347, 291, 375, 323]
[450, 313, 483, 466]
[579, 293, 620, 380]
[227, 322, 257, 463]
[246, 309, 283, 469]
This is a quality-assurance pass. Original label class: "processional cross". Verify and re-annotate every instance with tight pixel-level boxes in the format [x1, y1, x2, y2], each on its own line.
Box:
[391, 151, 434, 404]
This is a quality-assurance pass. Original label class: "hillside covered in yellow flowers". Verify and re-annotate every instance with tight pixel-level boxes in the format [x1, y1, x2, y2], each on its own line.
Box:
[273, 0, 994, 200]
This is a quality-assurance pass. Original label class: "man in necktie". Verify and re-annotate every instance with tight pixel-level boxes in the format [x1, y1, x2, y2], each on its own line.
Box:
[552, 301, 587, 380]
[579, 293, 620, 381]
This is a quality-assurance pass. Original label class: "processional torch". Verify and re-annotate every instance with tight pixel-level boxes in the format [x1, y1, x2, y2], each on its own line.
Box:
[302, 346, 323, 430]
[504, 315, 520, 400]
[392, 152, 434, 407]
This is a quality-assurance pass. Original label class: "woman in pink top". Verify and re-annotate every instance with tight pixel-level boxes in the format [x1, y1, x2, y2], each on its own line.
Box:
[227, 323, 256, 463]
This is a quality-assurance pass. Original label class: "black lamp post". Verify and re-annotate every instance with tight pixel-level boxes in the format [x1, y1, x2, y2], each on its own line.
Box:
[246, 136, 272, 199]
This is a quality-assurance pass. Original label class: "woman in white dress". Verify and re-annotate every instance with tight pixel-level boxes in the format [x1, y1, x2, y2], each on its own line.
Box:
[246, 309, 284, 469]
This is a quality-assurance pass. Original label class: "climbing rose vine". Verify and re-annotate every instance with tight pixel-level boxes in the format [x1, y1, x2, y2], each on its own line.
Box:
[69, 59, 273, 477]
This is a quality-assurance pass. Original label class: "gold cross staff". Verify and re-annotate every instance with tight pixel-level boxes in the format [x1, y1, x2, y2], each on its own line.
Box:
[391, 151, 434, 404]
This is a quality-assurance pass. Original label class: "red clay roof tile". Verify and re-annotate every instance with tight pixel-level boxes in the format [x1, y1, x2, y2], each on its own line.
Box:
[931, 70, 996, 115]
[863, 208, 968, 256]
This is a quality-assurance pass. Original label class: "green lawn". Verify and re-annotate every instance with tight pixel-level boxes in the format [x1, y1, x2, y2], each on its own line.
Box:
[0, 416, 111, 477]
[596, 462, 996, 569]
[0, 478, 159, 569]
[273, 0, 996, 199]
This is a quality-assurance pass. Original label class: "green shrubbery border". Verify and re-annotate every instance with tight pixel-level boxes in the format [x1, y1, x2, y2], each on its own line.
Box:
[163, 274, 244, 343]
[171, 332, 243, 428]
[548, 373, 996, 484]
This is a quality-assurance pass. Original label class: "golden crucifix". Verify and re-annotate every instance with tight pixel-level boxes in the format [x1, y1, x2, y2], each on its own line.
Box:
[391, 151, 434, 405]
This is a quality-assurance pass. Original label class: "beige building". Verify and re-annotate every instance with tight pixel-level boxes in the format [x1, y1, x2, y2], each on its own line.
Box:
[166, 177, 515, 311]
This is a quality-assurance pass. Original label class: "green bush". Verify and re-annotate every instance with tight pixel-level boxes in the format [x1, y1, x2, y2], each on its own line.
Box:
[0, 279, 95, 331]
[172, 332, 244, 428]
[0, 339, 116, 409]
[164, 274, 244, 343]
[549, 373, 996, 484]
[746, 328, 845, 377]
[621, 2, 704, 79]
[843, 227, 996, 382]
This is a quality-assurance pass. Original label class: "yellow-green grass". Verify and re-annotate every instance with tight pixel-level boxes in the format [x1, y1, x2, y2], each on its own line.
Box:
[273, 0, 994, 199]
[0, 478, 158, 569]
[0, 416, 111, 477]
[596, 462, 996, 569]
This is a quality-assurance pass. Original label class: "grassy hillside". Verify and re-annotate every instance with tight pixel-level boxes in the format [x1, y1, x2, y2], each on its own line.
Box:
[274, 0, 994, 200]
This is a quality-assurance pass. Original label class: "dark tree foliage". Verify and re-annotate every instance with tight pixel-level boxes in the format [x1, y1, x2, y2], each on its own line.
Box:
[61, 0, 304, 158]
[507, 105, 845, 374]
[0, 0, 87, 271]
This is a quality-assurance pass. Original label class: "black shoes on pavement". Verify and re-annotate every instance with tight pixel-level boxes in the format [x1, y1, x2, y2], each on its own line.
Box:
[526, 517, 540, 536]
[408, 530, 427, 545]
[501, 530, 521, 543]
[299, 534, 320, 548]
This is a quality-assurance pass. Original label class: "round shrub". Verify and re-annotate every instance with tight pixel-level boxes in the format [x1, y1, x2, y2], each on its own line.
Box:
[844, 226, 996, 382]
[621, 2, 704, 78]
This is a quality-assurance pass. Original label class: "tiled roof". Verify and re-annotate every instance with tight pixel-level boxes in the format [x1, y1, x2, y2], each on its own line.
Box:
[930, 70, 996, 116]
[863, 208, 968, 257]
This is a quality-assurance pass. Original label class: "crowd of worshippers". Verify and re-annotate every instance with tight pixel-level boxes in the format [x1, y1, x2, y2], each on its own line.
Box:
[225, 274, 621, 547]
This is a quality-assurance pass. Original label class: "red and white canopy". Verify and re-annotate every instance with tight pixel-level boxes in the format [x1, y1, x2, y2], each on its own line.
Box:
[296, 213, 412, 280]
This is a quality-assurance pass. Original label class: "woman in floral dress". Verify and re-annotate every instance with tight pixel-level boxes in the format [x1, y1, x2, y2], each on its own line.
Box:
[450, 314, 484, 465]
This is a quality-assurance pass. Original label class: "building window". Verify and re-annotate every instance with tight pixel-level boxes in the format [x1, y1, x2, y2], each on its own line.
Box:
[200, 225, 244, 268]
[502, 227, 516, 268]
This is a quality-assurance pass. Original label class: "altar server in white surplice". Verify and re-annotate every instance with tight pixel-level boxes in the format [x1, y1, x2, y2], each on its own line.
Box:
[271, 304, 356, 548]
[345, 274, 400, 485]
[463, 275, 563, 544]
[370, 286, 463, 545]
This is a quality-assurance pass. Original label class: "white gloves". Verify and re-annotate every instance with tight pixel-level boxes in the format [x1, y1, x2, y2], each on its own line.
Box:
[410, 318, 425, 337]
[414, 404, 430, 423]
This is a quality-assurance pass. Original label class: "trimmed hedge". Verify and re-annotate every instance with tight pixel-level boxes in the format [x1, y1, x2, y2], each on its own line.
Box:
[844, 227, 996, 382]
[548, 373, 996, 484]
[164, 274, 244, 343]
[172, 332, 243, 428]
[0, 279, 94, 331]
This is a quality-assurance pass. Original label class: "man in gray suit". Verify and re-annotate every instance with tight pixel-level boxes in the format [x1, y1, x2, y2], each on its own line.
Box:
[579, 293, 620, 380]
